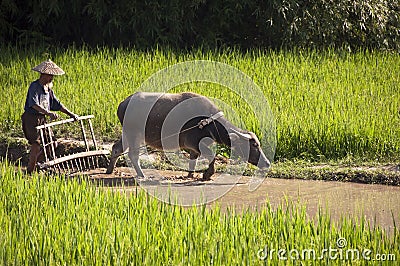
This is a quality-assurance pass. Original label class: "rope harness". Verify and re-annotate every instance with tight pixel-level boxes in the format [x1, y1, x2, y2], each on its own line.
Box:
[197, 111, 224, 129]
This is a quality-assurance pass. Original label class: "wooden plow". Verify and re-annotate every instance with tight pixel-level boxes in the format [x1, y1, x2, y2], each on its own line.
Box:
[36, 115, 110, 175]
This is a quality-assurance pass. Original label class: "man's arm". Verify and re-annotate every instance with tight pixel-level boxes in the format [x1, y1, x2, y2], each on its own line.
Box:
[32, 104, 78, 121]
[32, 104, 59, 120]
[48, 88, 78, 120]
[60, 106, 79, 120]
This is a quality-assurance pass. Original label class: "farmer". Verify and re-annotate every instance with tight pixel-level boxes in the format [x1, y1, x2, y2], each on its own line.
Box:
[22, 59, 78, 174]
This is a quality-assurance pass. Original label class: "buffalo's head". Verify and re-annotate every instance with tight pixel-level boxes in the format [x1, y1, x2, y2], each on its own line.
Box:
[229, 128, 270, 169]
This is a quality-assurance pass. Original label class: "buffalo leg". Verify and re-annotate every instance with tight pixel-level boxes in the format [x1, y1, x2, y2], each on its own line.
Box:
[106, 138, 123, 174]
[199, 138, 216, 180]
[187, 151, 199, 178]
[203, 158, 216, 180]
[128, 147, 144, 177]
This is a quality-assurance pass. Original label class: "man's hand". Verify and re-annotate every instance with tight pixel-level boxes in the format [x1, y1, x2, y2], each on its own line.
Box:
[47, 111, 59, 120]
[69, 113, 79, 121]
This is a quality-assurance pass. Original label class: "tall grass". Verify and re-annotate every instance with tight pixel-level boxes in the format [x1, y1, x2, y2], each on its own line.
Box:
[1, 46, 399, 161]
[0, 160, 398, 265]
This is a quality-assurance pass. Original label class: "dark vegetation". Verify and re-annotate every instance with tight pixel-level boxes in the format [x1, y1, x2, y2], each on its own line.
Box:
[1, 0, 399, 50]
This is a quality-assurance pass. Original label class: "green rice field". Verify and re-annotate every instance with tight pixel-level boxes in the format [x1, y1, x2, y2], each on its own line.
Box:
[0, 161, 398, 265]
[1, 46, 399, 265]
[1, 46, 399, 161]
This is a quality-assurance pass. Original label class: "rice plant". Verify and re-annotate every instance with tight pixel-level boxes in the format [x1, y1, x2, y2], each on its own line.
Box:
[0, 160, 398, 265]
[1, 46, 399, 161]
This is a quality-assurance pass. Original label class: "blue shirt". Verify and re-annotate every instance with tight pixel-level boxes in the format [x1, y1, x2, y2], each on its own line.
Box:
[24, 80, 63, 115]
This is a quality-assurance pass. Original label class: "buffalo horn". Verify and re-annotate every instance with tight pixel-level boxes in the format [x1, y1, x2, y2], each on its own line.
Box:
[230, 128, 252, 140]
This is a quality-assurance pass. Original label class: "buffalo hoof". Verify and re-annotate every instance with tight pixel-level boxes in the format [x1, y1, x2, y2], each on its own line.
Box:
[105, 168, 114, 174]
[201, 172, 213, 181]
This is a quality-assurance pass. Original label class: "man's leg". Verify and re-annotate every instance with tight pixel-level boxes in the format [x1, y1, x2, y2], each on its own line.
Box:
[22, 112, 45, 174]
[27, 143, 41, 174]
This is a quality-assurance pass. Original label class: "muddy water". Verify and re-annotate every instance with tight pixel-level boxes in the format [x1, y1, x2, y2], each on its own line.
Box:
[214, 177, 400, 232]
[142, 171, 399, 233]
[87, 168, 400, 233]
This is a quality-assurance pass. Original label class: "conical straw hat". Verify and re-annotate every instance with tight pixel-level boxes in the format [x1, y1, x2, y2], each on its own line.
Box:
[32, 59, 65, 75]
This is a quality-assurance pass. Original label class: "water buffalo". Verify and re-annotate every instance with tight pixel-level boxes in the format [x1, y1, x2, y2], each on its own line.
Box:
[106, 92, 270, 179]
